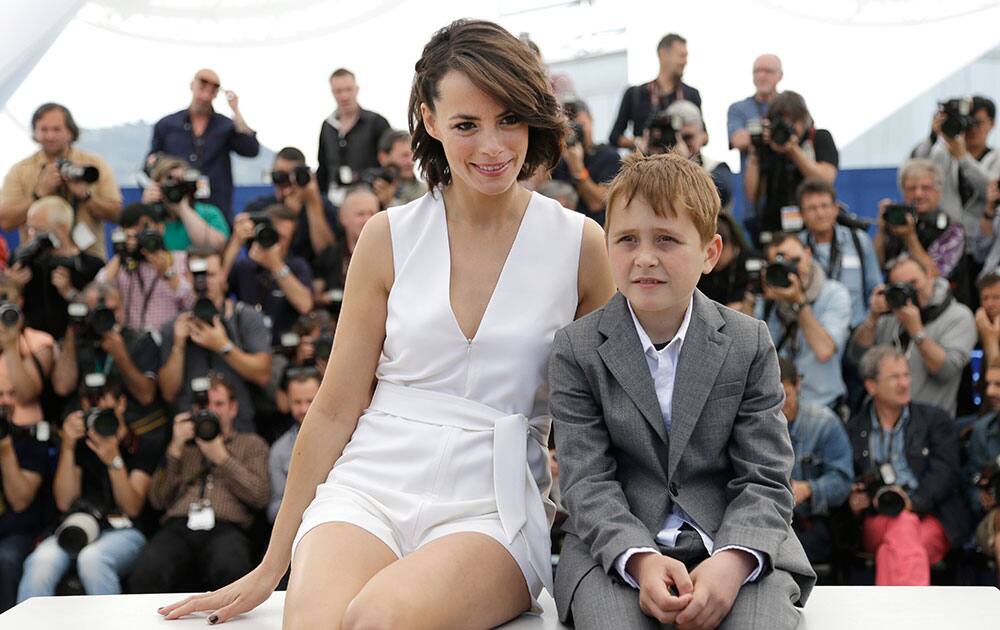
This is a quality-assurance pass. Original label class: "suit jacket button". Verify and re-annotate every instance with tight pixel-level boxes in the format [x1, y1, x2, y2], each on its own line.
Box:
[669, 482, 679, 496]
[862, 450, 869, 458]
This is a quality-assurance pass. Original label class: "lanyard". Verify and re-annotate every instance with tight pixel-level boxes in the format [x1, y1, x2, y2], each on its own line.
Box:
[806, 232, 842, 281]
[873, 418, 900, 467]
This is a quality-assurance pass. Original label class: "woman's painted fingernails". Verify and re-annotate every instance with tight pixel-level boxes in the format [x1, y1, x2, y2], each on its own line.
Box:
[209, 614, 219, 625]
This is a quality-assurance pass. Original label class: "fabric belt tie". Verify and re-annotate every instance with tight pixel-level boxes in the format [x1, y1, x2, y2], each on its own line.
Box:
[368, 381, 554, 594]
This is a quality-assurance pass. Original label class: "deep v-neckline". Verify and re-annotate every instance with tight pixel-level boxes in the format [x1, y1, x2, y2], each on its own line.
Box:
[442, 192, 535, 343]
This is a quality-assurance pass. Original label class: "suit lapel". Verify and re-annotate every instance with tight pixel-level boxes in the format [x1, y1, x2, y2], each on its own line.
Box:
[668, 292, 731, 478]
[597, 293, 668, 445]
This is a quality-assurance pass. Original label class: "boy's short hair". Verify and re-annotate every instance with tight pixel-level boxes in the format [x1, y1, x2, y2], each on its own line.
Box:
[604, 152, 719, 245]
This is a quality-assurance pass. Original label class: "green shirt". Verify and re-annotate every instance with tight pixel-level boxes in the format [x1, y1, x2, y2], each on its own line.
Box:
[163, 202, 231, 251]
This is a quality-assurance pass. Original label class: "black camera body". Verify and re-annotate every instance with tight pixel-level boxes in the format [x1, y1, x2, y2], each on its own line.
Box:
[769, 119, 795, 146]
[359, 165, 399, 188]
[646, 110, 684, 153]
[191, 409, 221, 441]
[884, 282, 918, 310]
[764, 259, 798, 289]
[747, 119, 767, 150]
[160, 169, 200, 204]
[57, 159, 99, 183]
[939, 97, 974, 138]
[883, 203, 917, 227]
[189, 259, 219, 324]
[136, 228, 165, 255]
[11, 232, 57, 268]
[857, 468, 907, 517]
[278, 332, 300, 359]
[246, 210, 279, 249]
[271, 165, 311, 188]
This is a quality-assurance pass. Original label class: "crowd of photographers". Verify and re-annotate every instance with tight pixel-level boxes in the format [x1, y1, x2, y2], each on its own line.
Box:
[0, 36, 999, 612]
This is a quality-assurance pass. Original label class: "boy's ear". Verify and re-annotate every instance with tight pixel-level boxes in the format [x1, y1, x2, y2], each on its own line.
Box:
[702, 233, 723, 274]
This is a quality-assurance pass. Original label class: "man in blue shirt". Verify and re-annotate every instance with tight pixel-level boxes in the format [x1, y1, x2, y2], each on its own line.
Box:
[778, 358, 853, 565]
[727, 54, 783, 174]
[797, 178, 882, 329]
[758, 232, 852, 409]
[964, 359, 1000, 586]
[150, 69, 260, 224]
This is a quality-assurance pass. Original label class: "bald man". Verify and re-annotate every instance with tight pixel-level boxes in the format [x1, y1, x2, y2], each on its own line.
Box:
[150, 68, 260, 224]
[727, 54, 784, 167]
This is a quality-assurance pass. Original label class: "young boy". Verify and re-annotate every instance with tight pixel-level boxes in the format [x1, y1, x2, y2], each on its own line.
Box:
[550, 153, 815, 630]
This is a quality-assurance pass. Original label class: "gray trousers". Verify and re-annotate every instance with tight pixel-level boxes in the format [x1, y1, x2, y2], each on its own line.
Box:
[569, 531, 801, 630]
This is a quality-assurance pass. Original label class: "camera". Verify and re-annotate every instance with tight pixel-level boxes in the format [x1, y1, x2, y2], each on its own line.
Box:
[278, 332, 300, 359]
[565, 121, 585, 148]
[271, 165, 311, 188]
[189, 376, 220, 441]
[857, 468, 907, 517]
[747, 119, 767, 149]
[973, 457, 1000, 502]
[939, 97, 974, 138]
[111, 228, 129, 259]
[160, 169, 200, 204]
[66, 300, 114, 337]
[769, 119, 795, 146]
[314, 333, 333, 361]
[745, 257, 766, 295]
[245, 210, 279, 249]
[837, 207, 873, 231]
[136, 228, 165, 254]
[764, 258, 798, 289]
[0, 301, 21, 328]
[82, 373, 118, 438]
[10, 232, 57, 267]
[884, 282, 918, 310]
[0, 405, 12, 440]
[55, 500, 104, 555]
[56, 159, 99, 183]
[67, 302, 88, 327]
[646, 110, 685, 152]
[189, 258, 218, 324]
[359, 165, 399, 188]
[883, 203, 917, 227]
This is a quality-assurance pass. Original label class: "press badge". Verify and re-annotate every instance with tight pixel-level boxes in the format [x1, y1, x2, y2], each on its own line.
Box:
[107, 514, 134, 530]
[195, 175, 212, 199]
[842, 254, 861, 270]
[339, 166, 354, 185]
[780, 206, 803, 232]
[72, 222, 98, 252]
[879, 462, 898, 485]
[187, 500, 216, 531]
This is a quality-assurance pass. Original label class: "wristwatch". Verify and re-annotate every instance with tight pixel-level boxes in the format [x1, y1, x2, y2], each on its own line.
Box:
[913, 330, 928, 345]
[109, 455, 125, 471]
[163, 268, 176, 280]
[219, 341, 234, 355]
[790, 301, 804, 315]
[273, 264, 291, 280]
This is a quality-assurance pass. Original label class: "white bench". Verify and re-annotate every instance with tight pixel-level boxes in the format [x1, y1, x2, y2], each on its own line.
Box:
[2, 586, 999, 629]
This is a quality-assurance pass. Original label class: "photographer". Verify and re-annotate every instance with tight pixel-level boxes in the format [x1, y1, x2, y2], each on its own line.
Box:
[17, 378, 158, 600]
[608, 33, 700, 149]
[268, 367, 319, 522]
[150, 69, 259, 223]
[0, 103, 121, 260]
[849, 255, 976, 416]
[223, 204, 314, 344]
[0, 275, 54, 429]
[11, 196, 103, 339]
[910, 96, 998, 236]
[697, 213, 758, 315]
[845, 346, 968, 586]
[128, 375, 268, 594]
[874, 159, 965, 287]
[551, 99, 621, 224]
[743, 91, 838, 243]
[798, 178, 883, 328]
[241, 147, 337, 274]
[158, 248, 271, 434]
[976, 272, 1000, 366]
[779, 358, 852, 565]
[52, 283, 167, 446]
[0, 371, 47, 613]
[377, 130, 424, 207]
[757, 232, 851, 408]
[314, 185, 379, 317]
[728, 54, 783, 173]
[317, 68, 391, 203]
[965, 359, 1000, 586]
[647, 100, 734, 212]
[141, 154, 229, 252]
[95, 203, 194, 333]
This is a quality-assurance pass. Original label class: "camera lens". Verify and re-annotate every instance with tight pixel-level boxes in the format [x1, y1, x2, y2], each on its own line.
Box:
[0, 304, 21, 328]
[86, 407, 119, 438]
[253, 222, 279, 248]
[193, 297, 218, 324]
[193, 410, 220, 441]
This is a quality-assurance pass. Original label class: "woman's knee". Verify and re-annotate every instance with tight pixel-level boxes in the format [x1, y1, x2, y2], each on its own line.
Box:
[341, 589, 411, 630]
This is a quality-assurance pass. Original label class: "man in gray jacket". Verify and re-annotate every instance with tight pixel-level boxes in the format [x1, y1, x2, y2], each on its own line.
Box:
[848, 255, 976, 416]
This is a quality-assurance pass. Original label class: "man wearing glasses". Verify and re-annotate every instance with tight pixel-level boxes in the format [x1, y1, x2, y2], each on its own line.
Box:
[150, 69, 260, 225]
[910, 96, 999, 238]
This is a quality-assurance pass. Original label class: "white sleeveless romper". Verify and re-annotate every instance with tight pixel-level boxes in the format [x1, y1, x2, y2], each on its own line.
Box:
[292, 190, 584, 601]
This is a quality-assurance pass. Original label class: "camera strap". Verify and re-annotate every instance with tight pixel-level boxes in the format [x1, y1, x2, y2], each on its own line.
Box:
[898, 293, 954, 349]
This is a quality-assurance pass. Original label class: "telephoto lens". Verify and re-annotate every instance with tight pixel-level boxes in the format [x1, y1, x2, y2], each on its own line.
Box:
[85, 407, 119, 437]
[56, 506, 103, 555]
[57, 159, 100, 183]
[192, 409, 221, 441]
[89, 300, 116, 336]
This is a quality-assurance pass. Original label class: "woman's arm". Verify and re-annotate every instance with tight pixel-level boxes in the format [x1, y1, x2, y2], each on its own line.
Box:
[576, 219, 616, 319]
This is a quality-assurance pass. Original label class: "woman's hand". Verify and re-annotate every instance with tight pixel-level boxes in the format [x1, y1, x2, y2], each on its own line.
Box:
[157, 563, 283, 624]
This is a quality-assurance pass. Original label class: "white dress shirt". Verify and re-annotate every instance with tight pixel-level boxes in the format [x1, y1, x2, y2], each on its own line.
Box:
[614, 297, 765, 588]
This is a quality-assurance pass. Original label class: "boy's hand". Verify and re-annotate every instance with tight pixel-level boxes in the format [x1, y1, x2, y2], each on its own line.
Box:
[674, 549, 755, 630]
[628, 552, 694, 624]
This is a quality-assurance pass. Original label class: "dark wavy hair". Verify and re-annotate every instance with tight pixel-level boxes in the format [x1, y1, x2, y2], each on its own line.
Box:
[31, 103, 79, 143]
[408, 19, 566, 190]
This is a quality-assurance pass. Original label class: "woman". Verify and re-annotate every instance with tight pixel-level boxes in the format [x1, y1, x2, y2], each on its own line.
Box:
[159, 19, 613, 627]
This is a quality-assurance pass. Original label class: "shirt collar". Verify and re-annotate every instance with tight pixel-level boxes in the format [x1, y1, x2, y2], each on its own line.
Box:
[870, 403, 910, 434]
[626, 296, 694, 359]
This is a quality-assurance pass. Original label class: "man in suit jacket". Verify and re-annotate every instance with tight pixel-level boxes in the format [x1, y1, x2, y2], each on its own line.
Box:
[550, 152, 814, 630]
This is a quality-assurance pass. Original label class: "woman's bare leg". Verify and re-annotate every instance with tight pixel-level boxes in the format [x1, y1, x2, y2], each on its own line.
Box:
[341, 532, 531, 630]
[283, 523, 397, 630]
